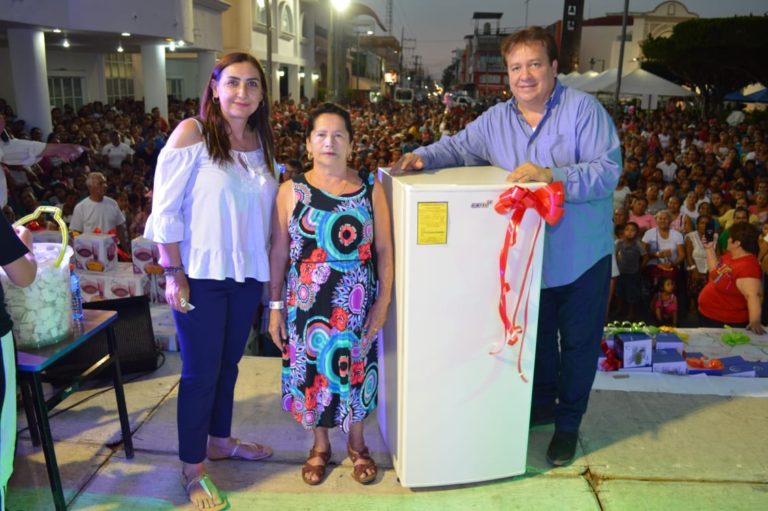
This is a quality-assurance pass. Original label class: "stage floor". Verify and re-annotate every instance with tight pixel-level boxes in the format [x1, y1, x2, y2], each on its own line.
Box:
[7, 352, 768, 510]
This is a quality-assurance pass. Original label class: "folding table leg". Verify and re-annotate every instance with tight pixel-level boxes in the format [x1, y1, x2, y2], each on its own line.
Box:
[18, 376, 41, 446]
[30, 372, 66, 511]
[106, 325, 134, 458]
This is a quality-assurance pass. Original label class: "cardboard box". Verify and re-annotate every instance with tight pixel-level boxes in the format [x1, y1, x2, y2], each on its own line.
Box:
[73, 233, 117, 272]
[78, 273, 106, 302]
[655, 332, 684, 353]
[719, 356, 757, 377]
[150, 304, 178, 351]
[618, 365, 653, 373]
[685, 352, 723, 376]
[131, 237, 163, 275]
[754, 362, 768, 378]
[614, 332, 652, 368]
[150, 274, 167, 304]
[652, 349, 688, 375]
[102, 268, 149, 300]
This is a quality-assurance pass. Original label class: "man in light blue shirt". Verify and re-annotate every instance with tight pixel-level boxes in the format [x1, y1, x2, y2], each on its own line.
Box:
[393, 27, 621, 467]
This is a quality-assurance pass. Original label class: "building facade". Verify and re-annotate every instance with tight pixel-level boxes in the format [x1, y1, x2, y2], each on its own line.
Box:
[457, 12, 510, 98]
[577, 0, 698, 74]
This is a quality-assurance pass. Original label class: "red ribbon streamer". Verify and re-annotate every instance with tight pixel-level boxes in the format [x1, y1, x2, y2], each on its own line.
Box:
[491, 182, 565, 381]
[600, 340, 622, 371]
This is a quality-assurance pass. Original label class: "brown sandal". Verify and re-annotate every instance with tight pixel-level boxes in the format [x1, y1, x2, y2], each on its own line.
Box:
[347, 444, 377, 484]
[302, 448, 332, 485]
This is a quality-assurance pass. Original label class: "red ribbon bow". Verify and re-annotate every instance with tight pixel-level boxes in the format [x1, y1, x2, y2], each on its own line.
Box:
[491, 182, 565, 381]
[600, 340, 622, 371]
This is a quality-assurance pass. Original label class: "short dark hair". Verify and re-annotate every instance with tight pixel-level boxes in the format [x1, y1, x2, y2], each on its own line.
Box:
[728, 222, 759, 255]
[500, 26, 558, 65]
[305, 103, 354, 141]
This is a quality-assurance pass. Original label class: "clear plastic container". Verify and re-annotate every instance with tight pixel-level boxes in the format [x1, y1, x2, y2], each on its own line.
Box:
[1, 243, 75, 349]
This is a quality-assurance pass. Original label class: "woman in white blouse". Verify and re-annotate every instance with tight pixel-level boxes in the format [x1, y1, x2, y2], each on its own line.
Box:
[145, 53, 277, 511]
[685, 214, 711, 311]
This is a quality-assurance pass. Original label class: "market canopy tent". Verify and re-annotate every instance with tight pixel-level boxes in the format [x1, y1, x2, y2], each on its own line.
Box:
[743, 88, 768, 103]
[565, 70, 600, 90]
[572, 67, 692, 108]
[557, 71, 581, 86]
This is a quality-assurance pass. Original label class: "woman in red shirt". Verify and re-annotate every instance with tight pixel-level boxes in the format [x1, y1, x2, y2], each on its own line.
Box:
[698, 222, 765, 333]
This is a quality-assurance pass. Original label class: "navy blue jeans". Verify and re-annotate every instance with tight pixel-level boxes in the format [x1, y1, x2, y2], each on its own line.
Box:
[532, 255, 611, 433]
[173, 277, 262, 464]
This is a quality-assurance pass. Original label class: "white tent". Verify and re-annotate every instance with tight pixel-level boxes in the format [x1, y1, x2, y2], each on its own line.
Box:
[579, 69, 619, 93]
[571, 68, 693, 109]
[557, 71, 581, 86]
[565, 70, 600, 90]
[600, 68, 691, 97]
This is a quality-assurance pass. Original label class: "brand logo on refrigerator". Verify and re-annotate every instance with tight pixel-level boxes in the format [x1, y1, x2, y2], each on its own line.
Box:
[470, 200, 494, 209]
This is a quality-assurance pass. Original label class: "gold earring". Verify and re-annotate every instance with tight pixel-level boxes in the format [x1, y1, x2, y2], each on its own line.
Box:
[307, 151, 313, 161]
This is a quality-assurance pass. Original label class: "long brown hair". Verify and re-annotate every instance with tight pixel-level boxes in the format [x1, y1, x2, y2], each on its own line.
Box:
[199, 52, 276, 176]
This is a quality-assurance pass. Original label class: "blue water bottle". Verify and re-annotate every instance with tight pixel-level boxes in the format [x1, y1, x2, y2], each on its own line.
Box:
[70, 266, 84, 322]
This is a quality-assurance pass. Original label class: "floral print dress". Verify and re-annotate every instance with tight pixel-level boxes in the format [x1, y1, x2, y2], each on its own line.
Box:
[281, 172, 378, 431]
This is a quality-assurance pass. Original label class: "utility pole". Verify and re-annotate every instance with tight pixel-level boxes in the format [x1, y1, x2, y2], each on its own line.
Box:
[399, 28, 416, 87]
[614, 0, 629, 109]
[413, 55, 422, 88]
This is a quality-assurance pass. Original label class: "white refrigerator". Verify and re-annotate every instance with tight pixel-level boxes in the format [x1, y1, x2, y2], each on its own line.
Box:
[377, 166, 548, 487]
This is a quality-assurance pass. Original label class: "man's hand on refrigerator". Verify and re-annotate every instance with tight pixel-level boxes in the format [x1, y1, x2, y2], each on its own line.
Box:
[507, 162, 553, 183]
[391, 153, 424, 174]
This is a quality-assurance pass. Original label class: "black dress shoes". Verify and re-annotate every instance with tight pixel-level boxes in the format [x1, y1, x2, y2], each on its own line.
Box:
[546, 430, 579, 467]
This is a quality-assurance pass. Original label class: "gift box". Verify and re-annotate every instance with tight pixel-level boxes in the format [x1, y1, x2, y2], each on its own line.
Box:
[754, 362, 768, 378]
[150, 304, 178, 351]
[685, 352, 723, 376]
[78, 272, 106, 302]
[150, 274, 167, 304]
[652, 349, 688, 375]
[655, 332, 684, 354]
[131, 237, 163, 275]
[73, 233, 117, 272]
[719, 356, 757, 377]
[614, 332, 652, 368]
[618, 365, 653, 373]
[102, 265, 150, 300]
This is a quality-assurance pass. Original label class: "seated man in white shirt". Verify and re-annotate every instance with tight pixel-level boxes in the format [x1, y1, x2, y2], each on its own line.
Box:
[100, 130, 134, 171]
[656, 150, 678, 184]
[69, 172, 130, 254]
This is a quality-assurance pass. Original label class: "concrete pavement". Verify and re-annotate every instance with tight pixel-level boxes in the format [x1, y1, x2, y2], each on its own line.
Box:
[6, 354, 768, 510]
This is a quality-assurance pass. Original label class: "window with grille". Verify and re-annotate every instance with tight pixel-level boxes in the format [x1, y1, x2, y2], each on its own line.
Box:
[280, 3, 295, 36]
[167, 78, 183, 100]
[48, 76, 84, 110]
[105, 53, 135, 103]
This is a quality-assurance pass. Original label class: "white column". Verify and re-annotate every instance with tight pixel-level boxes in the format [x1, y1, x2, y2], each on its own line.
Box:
[197, 51, 217, 100]
[141, 44, 168, 118]
[288, 64, 300, 102]
[303, 70, 316, 100]
[270, 64, 281, 104]
[7, 28, 52, 137]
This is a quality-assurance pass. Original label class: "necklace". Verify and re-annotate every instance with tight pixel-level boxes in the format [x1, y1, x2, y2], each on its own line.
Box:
[307, 170, 351, 196]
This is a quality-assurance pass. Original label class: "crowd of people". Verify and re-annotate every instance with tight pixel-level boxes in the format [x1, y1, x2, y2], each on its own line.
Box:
[1, 30, 768, 508]
[1, 92, 484, 251]
[609, 106, 768, 329]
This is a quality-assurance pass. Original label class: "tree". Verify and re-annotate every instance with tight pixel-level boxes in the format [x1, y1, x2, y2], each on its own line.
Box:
[441, 61, 459, 91]
[641, 16, 768, 118]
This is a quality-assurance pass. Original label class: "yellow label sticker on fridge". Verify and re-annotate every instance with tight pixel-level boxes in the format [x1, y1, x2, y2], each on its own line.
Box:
[417, 202, 448, 245]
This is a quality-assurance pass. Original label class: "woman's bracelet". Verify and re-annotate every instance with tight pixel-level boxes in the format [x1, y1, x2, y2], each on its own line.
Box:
[269, 300, 285, 310]
[162, 265, 185, 275]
